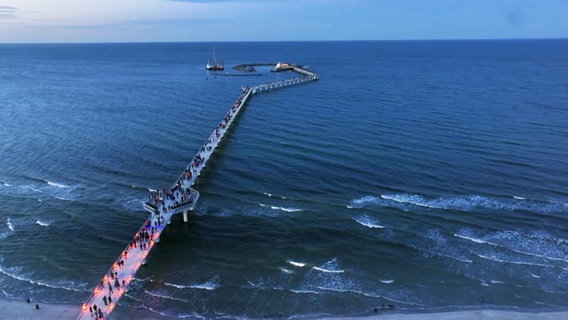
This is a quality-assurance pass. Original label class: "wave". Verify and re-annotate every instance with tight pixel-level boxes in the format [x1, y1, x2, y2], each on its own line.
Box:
[290, 289, 321, 295]
[188, 283, 218, 291]
[30, 279, 85, 292]
[453, 233, 496, 245]
[348, 194, 568, 214]
[45, 180, 70, 188]
[288, 260, 306, 267]
[353, 214, 385, 229]
[164, 282, 189, 289]
[264, 192, 286, 199]
[380, 279, 394, 284]
[144, 289, 187, 302]
[7, 219, 15, 232]
[473, 253, 552, 268]
[258, 203, 302, 212]
[454, 230, 568, 264]
[280, 267, 294, 274]
[165, 277, 219, 291]
[313, 286, 422, 306]
[0, 261, 85, 292]
[35, 220, 52, 227]
[312, 258, 345, 274]
[346, 195, 377, 209]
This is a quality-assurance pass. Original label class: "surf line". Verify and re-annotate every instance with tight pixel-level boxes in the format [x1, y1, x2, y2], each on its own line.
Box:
[75, 64, 318, 320]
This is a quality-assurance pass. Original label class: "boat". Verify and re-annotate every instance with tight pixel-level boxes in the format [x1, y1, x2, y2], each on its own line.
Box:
[271, 62, 293, 72]
[206, 47, 224, 71]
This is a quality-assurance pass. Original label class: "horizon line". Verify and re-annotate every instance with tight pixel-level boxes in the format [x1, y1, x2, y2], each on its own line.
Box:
[1, 37, 567, 45]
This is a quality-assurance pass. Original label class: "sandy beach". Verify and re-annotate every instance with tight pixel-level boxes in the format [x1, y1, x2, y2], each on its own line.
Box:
[1, 298, 567, 320]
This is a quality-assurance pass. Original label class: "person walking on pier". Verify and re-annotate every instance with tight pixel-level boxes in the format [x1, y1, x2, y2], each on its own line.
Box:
[103, 295, 108, 306]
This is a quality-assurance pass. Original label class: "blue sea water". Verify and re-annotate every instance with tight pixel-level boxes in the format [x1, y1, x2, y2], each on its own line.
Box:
[0, 40, 567, 318]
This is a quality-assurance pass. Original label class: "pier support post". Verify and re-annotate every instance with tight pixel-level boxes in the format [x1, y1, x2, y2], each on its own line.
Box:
[183, 210, 189, 223]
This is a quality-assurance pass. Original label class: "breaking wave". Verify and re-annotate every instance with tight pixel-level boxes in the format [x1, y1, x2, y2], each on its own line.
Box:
[0, 259, 86, 292]
[311, 259, 345, 274]
[144, 289, 187, 302]
[353, 214, 385, 229]
[454, 229, 568, 264]
[45, 180, 70, 188]
[258, 203, 302, 212]
[35, 220, 52, 227]
[164, 276, 219, 291]
[288, 260, 306, 267]
[347, 194, 568, 214]
[7, 219, 15, 232]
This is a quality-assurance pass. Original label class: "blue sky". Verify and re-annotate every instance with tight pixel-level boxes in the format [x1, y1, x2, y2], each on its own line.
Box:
[0, 0, 566, 43]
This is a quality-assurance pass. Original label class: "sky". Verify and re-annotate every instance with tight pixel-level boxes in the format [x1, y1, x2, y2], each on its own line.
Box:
[0, 0, 567, 43]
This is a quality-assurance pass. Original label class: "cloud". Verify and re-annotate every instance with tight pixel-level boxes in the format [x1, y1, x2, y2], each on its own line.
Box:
[0, 5, 16, 20]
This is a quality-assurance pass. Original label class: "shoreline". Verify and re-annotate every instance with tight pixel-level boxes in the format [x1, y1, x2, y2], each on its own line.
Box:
[0, 298, 567, 320]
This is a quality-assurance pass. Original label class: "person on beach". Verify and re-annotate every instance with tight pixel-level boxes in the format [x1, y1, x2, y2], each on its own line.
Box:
[35, 304, 40, 310]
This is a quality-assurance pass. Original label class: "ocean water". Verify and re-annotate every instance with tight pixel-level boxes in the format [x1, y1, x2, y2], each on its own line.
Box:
[0, 40, 567, 318]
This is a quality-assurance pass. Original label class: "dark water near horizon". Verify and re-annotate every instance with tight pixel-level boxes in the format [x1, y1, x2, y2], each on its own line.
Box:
[1, 40, 567, 319]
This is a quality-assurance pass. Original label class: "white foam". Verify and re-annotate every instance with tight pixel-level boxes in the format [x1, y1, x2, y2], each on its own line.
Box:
[280, 267, 294, 274]
[54, 196, 70, 201]
[2, 182, 10, 187]
[490, 280, 505, 284]
[457, 230, 568, 264]
[46, 180, 69, 188]
[531, 273, 542, 278]
[353, 215, 385, 229]
[264, 192, 272, 197]
[474, 253, 552, 268]
[453, 233, 496, 245]
[267, 205, 302, 212]
[144, 289, 187, 302]
[349, 193, 568, 214]
[288, 260, 306, 267]
[189, 282, 218, 291]
[164, 282, 189, 289]
[290, 289, 321, 294]
[35, 220, 51, 227]
[7, 219, 15, 232]
[30, 279, 84, 292]
[380, 279, 394, 284]
[346, 195, 380, 209]
[312, 266, 344, 273]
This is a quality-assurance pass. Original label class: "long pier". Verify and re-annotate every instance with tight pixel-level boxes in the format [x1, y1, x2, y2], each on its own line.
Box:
[76, 65, 318, 320]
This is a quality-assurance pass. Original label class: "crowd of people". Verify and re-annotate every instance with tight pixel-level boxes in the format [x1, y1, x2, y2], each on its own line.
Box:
[83, 216, 160, 319]
[144, 86, 251, 218]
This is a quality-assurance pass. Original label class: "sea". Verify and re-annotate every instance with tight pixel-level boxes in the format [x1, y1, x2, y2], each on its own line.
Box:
[1, 40, 567, 319]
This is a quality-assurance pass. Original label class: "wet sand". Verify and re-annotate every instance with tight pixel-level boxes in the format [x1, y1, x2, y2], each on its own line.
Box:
[1, 298, 566, 320]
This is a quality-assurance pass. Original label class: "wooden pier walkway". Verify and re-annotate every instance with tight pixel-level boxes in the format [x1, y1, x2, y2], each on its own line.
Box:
[76, 65, 318, 320]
